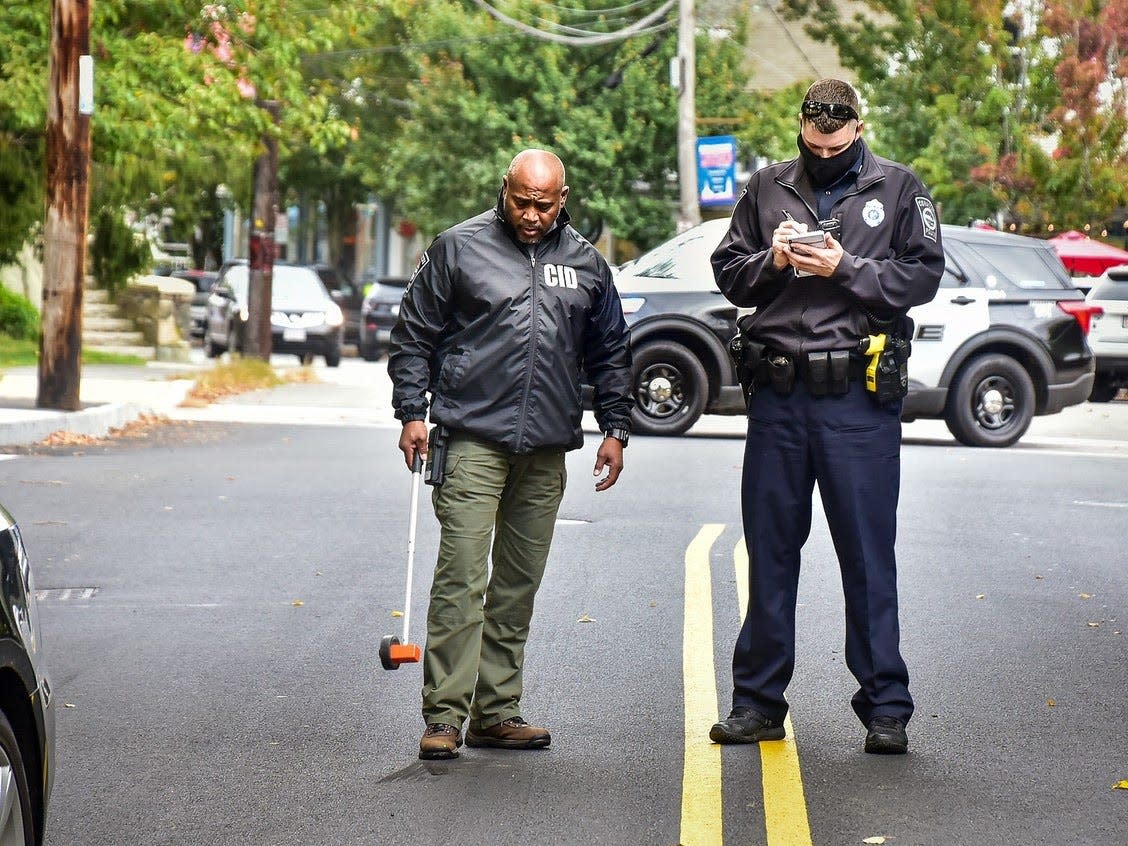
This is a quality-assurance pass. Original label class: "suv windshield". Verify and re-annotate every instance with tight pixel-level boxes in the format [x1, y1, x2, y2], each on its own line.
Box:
[950, 239, 1073, 291]
[223, 265, 325, 301]
[627, 220, 727, 284]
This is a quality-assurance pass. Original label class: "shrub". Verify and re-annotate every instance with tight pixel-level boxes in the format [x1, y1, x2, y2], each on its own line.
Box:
[90, 207, 150, 298]
[0, 286, 40, 341]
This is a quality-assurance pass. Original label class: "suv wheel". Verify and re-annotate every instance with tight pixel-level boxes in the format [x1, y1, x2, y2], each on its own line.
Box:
[324, 345, 342, 368]
[1088, 375, 1120, 403]
[944, 353, 1035, 447]
[0, 709, 36, 846]
[359, 337, 379, 362]
[631, 340, 708, 436]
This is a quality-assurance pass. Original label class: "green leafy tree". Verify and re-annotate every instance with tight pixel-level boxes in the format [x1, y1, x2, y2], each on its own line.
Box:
[1029, 0, 1128, 232]
[779, 0, 1128, 230]
[777, 0, 1052, 223]
[369, 0, 753, 250]
[0, 1, 366, 268]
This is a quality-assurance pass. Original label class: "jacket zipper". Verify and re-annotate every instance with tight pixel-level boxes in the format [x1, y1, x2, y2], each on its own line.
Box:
[516, 252, 540, 451]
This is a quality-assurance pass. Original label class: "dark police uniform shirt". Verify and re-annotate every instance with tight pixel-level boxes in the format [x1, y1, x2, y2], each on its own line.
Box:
[711, 139, 945, 356]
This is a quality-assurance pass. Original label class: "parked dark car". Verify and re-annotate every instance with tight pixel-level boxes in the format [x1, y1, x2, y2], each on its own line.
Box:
[204, 262, 344, 366]
[0, 503, 55, 845]
[610, 218, 1099, 447]
[1085, 265, 1128, 401]
[357, 275, 410, 362]
[170, 268, 219, 339]
[311, 264, 363, 348]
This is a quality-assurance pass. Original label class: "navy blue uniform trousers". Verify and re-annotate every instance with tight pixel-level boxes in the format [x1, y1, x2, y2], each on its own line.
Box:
[732, 379, 914, 726]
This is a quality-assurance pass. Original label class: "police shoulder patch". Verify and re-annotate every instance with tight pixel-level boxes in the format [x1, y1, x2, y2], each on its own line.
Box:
[407, 251, 431, 290]
[915, 197, 938, 242]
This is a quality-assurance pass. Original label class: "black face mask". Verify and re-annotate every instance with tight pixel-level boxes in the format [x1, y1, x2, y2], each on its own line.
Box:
[797, 133, 861, 187]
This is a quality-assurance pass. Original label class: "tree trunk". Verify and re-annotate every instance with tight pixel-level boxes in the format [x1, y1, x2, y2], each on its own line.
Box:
[246, 100, 280, 361]
[38, 0, 91, 411]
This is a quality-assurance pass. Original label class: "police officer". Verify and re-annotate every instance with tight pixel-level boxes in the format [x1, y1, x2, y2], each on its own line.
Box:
[389, 149, 633, 760]
[710, 79, 944, 753]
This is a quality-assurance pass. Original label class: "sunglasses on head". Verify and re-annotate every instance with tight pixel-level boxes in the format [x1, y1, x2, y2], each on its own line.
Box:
[801, 100, 858, 121]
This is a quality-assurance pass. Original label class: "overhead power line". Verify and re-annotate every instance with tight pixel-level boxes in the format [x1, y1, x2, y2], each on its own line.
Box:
[469, 0, 677, 46]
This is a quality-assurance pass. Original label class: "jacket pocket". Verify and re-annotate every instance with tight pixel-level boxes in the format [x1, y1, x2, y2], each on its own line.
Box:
[436, 350, 469, 393]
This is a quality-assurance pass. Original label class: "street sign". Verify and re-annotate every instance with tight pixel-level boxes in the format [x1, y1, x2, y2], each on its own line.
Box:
[697, 135, 737, 207]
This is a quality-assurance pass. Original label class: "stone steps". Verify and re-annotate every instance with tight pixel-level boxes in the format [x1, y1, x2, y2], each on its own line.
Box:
[82, 282, 155, 360]
[84, 315, 137, 332]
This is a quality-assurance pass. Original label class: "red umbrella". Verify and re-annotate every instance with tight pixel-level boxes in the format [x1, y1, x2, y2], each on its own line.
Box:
[1046, 230, 1128, 276]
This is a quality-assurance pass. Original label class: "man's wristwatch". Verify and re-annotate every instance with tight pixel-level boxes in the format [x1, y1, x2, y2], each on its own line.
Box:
[603, 427, 629, 447]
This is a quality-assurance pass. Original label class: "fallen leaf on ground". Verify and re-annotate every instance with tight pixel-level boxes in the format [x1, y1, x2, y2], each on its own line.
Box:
[391, 610, 403, 618]
[1114, 780, 1128, 790]
[1080, 593, 1092, 599]
[291, 599, 304, 607]
[1087, 622, 1101, 628]
[975, 594, 986, 600]
[1047, 698, 1056, 707]
[577, 614, 596, 623]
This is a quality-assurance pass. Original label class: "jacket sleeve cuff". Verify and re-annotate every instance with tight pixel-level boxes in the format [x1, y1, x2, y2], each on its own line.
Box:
[595, 416, 631, 434]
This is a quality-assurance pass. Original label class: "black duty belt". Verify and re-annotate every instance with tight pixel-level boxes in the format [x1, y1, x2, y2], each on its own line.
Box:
[755, 348, 865, 397]
[728, 333, 911, 402]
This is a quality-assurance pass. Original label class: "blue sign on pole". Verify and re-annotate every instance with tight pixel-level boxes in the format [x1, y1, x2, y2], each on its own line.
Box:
[697, 135, 737, 207]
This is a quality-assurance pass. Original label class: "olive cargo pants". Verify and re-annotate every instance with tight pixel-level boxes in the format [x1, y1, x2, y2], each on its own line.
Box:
[422, 433, 566, 731]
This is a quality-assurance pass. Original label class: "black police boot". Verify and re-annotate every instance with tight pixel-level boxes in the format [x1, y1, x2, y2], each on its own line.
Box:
[864, 716, 908, 754]
[709, 707, 786, 744]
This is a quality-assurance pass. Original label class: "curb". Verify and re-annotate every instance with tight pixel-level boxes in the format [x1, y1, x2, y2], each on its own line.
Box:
[0, 402, 150, 447]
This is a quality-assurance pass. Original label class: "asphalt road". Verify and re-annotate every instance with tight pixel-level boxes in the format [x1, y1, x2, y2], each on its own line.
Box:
[1, 361, 1125, 845]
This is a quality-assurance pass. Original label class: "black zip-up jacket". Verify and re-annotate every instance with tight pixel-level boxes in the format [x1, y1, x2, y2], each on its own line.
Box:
[711, 140, 945, 354]
[389, 200, 633, 454]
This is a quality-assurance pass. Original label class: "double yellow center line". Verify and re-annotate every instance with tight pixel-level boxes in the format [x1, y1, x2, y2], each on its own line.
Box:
[680, 525, 814, 846]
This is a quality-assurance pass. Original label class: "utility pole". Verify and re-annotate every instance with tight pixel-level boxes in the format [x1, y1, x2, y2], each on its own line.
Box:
[245, 100, 280, 361]
[675, 0, 699, 232]
[39, 0, 91, 410]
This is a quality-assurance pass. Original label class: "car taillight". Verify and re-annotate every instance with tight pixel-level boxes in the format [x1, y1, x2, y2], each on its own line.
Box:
[1057, 300, 1103, 335]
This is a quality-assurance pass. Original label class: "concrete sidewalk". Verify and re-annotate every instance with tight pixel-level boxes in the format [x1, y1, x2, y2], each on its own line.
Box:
[0, 356, 405, 448]
[0, 362, 201, 447]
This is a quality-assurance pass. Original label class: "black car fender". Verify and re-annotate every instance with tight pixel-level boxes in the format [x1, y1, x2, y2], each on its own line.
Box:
[936, 326, 1058, 411]
[628, 315, 737, 402]
[0, 639, 48, 824]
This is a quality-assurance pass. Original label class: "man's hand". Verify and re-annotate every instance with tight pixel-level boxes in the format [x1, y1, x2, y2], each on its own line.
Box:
[399, 420, 428, 470]
[593, 437, 624, 491]
[772, 220, 807, 270]
[787, 234, 844, 277]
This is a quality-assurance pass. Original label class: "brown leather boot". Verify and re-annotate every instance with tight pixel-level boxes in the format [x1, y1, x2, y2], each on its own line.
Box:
[419, 723, 462, 760]
[465, 716, 551, 749]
